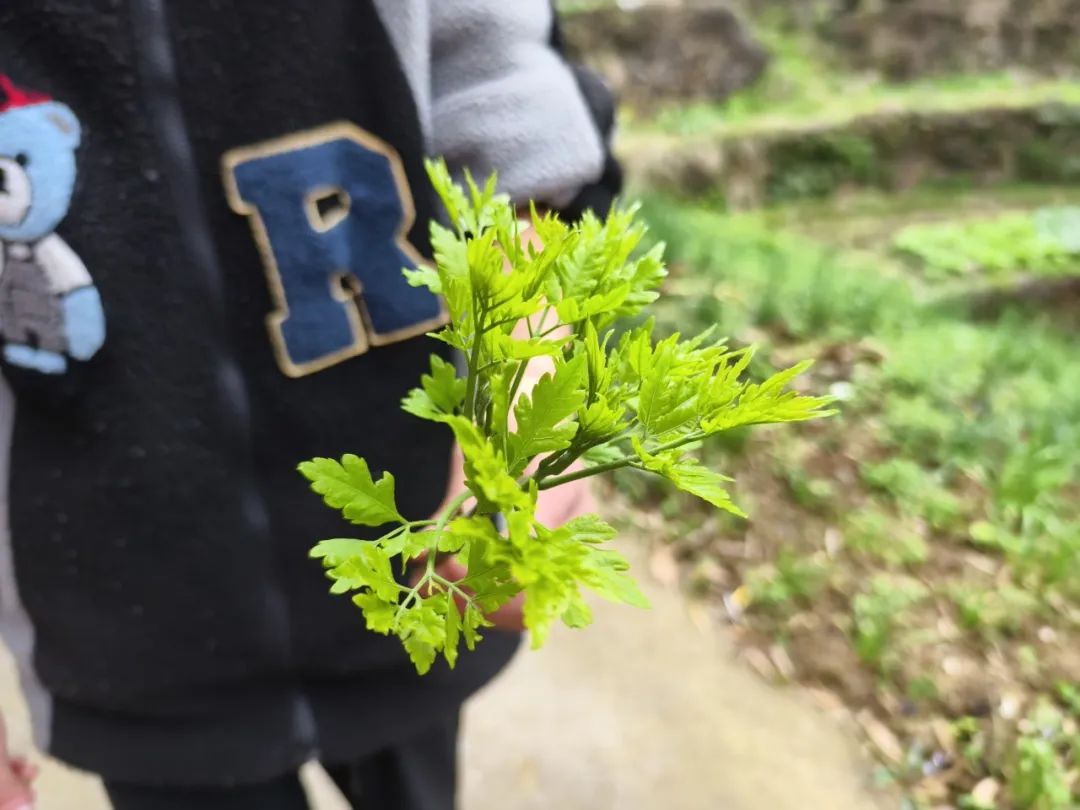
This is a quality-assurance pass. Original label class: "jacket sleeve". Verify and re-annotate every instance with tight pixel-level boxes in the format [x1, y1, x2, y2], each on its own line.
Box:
[429, 0, 618, 214]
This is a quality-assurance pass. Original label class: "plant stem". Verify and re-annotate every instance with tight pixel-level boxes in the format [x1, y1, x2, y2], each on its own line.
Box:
[505, 359, 531, 418]
[464, 298, 485, 420]
[393, 489, 475, 630]
[435, 490, 473, 533]
[535, 458, 638, 490]
[534, 431, 706, 490]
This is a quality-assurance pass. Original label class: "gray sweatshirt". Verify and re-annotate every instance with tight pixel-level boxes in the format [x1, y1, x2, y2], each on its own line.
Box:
[376, 0, 608, 206]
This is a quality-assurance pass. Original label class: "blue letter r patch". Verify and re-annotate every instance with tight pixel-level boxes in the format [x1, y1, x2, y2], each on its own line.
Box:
[223, 123, 444, 378]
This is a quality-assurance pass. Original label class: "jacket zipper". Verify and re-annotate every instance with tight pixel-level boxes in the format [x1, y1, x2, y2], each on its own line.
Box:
[128, 0, 318, 757]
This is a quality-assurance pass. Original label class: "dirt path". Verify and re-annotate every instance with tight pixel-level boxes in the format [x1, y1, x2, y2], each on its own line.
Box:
[0, 541, 890, 809]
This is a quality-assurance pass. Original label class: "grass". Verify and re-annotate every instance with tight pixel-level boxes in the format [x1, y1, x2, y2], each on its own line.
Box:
[571, 5, 1080, 804]
[632, 73, 1080, 140]
[609, 193, 1080, 808]
[737, 186, 1080, 251]
[623, 19, 1080, 141]
[894, 208, 1080, 280]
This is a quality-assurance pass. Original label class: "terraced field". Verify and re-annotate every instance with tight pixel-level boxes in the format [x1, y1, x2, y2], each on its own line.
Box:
[573, 4, 1080, 807]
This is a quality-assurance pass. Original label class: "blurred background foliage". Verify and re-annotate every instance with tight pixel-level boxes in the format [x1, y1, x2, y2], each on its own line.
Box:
[559, 1, 1080, 807]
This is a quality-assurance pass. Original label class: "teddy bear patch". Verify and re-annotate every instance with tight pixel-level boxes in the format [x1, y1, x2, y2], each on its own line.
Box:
[0, 76, 105, 375]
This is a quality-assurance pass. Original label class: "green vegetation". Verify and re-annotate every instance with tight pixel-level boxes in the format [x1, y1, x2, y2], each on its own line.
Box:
[300, 162, 827, 674]
[564, 3, 1080, 804]
[894, 209, 1080, 280]
[614, 194, 1080, 807]
[640, 72, 1080, 139]
[619, 20, 1080, 207]
[631, 24, 1080, 140]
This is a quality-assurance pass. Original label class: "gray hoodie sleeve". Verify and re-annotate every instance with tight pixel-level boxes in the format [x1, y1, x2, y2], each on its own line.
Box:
[374, 0, 607, 208]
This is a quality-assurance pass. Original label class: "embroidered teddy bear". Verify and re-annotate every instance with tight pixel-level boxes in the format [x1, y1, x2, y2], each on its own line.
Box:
[0, 76, 104, 375]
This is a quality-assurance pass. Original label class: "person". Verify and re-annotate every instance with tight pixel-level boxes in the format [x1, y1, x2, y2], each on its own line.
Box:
[0, 2, 619, 808]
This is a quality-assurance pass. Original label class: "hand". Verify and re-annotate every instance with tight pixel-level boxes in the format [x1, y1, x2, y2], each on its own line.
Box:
[424, 555, 527, 632]
[421, 217, 595, 635]
[419, 474, 594, 634]
[0, 717, 37, 810]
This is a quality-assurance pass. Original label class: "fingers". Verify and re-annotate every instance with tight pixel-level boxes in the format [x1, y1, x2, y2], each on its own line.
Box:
[483, 592, 527, 632]
[10, 760, 36, 784]
[535, 477, 593, 527]
[432, 558, 526, 632]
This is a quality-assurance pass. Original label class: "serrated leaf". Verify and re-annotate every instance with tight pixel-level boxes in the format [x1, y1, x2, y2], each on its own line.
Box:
[507, 355, 587, 475]
[554, 283, 631, 323]
[462, 603, 488, 651]
[618, 243, 667, 316]
[352, 592, 398, 634]
[444, 594, 461, 668]
[490, 334, 564, 361]
[522, 581, 563, 649]
[402, 355, 466, 422]
[403, 634, 437, 675]
[635, 334, 680, 435]
[399, 599, 446, 675]
[466, 234, 507, 299]
[314, 538, 401, 601]
[633, 438, 746, 517]
[299, 455, 403, 526]
[559, 514, 618, 545]
[701, 361, 834, 434]
[310, 538, 368, 564]
[561, 591, 593, 627]
[402, 264, 441, 293]
[379, 528, 431, 563]
[581, 546, 651, 609]
[446, 417, 532, 512]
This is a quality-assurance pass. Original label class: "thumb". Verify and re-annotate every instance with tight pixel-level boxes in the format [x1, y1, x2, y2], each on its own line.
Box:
[0, 716, 13, 765]
[0, 717, 34, 807]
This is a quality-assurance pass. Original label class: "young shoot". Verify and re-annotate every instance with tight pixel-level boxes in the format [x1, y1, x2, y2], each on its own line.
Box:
[299, 160, 833, 674]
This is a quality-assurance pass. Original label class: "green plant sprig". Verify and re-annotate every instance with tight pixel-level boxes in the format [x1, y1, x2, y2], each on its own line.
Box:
[299, 160, 833, 674]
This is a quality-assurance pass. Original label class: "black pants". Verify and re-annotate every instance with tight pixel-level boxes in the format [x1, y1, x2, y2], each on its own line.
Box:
[104, 716, 459, 810]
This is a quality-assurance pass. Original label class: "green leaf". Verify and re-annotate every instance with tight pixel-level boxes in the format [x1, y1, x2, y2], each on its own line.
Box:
[633, 439, 746, 517]
[554, 283, 631, 324]
[403, 634, 438, 675]
[559, 514, 618, 545]
[489, 334, 564, 362]
[701, 360, 834, 434]
[299, 455, 404, 526]
[379, 528, 432, 563]
[310, 538, 368, 564]
[507, 355, 587, 475]
[446, 417, 532, 512]
[402, 355, 466, 422]
[399, 599, 447, 675]
[561, 591, 593, 628]
[581, 546, 651, 609]
[462, 603, 488, 651]
[402, 264, 441, 293]
[444, 594, 461, 668]
[633, 334, 679, 434]
[352, 592, 398, 634]
[522, 581, 566, 648]
[312, 538, 401, 601]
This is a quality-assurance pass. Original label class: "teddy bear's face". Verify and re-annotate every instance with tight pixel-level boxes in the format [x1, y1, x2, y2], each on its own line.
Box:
[0, 154, 32, 228]
[0, 100, 81, 244]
